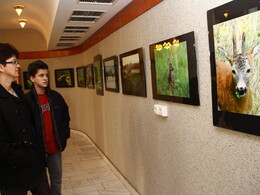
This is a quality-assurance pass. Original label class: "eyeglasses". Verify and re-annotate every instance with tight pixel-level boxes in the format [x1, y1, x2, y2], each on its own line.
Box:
[1, 60, 19, 65]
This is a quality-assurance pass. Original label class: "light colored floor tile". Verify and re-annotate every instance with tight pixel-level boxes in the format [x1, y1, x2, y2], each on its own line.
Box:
[61, 132, 133, 195]
[73, 183, 104, 194]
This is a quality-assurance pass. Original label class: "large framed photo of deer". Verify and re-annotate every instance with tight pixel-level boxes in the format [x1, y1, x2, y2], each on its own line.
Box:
[207, 0, 260, 136]
[149, 31, 200, 105]
[119, 48, 147, 97]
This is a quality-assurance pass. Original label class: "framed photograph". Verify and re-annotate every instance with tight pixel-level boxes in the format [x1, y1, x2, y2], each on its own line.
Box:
[119, 48, 146, 97]
[149, 31, 199, 105]
[76, 66, 86, 88]
[94, 54, 104, 95]
[54, 68, 75, 88]
[103, 55, 119, 92]
[207, 0, 260, 136]
[23, 71, 33, 89]
[86, 64, 95, 89]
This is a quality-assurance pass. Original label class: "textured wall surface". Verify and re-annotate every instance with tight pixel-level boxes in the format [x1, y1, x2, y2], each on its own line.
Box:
[17, 0, 260, 194]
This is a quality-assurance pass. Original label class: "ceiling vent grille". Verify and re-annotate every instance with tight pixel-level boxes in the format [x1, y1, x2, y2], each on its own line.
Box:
[78, 0, 116, 5]
[69, 17, 97, 22]
[69, 10, 104, 23]
[63, 26, 89, 34]
[60, 36, 81, 41]
[57, 43, 75, 47]
[72, 10, 104, 17]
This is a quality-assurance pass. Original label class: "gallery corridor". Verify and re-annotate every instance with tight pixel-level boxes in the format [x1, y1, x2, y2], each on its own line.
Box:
[60, 130, 135, 195]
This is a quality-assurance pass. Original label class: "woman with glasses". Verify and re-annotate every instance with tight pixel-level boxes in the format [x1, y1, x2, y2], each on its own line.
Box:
[0, 43, 50, 195]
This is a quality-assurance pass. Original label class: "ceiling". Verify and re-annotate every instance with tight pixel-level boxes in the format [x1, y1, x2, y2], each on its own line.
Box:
[0, 0, 132, 51]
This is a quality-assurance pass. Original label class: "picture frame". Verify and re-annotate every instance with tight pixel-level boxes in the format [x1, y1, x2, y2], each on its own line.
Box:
[86, 64, 95, 89]
[149, 31, 199, 105]
[119, 48, 147, 97]
[54, 68, 75, 88]
[207, 0, 260, 136]
[76, 66, 86, 88]
[94, 54, 104, 95]
[103, 55, 119, 92]
[23, 71, 33, 89]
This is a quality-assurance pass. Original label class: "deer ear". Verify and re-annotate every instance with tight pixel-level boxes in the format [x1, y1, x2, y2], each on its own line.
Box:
[251, 43, 260, 58]
[217, 46, 232, 63]
[218, 46, 229, 57]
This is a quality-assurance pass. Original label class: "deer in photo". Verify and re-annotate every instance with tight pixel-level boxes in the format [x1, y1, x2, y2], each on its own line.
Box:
[167, 58, 174, 91]
[216, 32, 260, 114]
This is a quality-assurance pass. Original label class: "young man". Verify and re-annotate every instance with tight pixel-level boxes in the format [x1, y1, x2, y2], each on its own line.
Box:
[26, 60, 70, 195]
[0, 43, 50, 195]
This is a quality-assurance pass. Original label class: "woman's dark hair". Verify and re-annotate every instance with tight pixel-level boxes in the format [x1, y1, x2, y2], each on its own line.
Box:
[0, 43, 19, 65]
[28, 60, 49, 77]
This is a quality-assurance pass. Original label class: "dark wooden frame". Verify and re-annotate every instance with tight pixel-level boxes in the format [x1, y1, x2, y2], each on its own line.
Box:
[119, 48, 146, 97]
[207, 0, 260, 136]
[76, 66, 87, 88]
[103, 55, 119, 92]
[93, 54, 104, 95]
[149, 31, 199, 105]
[54, 68, 75, 88]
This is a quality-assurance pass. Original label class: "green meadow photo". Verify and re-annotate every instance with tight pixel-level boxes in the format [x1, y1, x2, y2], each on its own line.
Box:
[94, 54, 103, 95]
[154, 41, 190, 98]
[76, 66, 86, 87]
[150, 32, 199, 105]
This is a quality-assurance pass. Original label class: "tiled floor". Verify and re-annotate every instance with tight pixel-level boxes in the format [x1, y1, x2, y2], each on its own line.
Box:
[61, 131, 133, 195]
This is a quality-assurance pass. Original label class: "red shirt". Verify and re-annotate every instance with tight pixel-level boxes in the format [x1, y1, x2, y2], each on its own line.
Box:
[38, 93, 59, 154]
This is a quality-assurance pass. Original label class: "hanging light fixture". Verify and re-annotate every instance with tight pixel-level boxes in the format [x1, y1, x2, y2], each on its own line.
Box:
[223, 10, 229, 19]
[18, 19, 27, 28]
[14, 5, 24, 16]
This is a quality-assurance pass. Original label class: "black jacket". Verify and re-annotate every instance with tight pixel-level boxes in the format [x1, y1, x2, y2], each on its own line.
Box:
[26, 85, 70, 155]
[0, 82, 45, 188]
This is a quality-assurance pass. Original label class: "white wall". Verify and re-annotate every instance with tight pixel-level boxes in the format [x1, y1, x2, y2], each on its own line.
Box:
[16, 0, 260, 194]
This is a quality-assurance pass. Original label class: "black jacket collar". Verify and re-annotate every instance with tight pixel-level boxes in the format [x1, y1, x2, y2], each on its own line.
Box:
[30, 84, 51, 99]
[0, 82, 23, 98]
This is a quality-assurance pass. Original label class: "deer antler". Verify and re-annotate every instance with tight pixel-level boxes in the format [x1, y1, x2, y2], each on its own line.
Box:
[242, 32, 246, 56]
[233, 31, 238, 57]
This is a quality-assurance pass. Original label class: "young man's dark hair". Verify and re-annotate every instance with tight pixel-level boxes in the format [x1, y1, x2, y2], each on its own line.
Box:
[28, 60, 48, 77]
[26, 60, 70, 195]
[0, 43, 19, 65]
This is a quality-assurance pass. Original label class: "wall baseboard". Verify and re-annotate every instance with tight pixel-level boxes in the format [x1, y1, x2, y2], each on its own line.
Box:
[71, 129, 140, 195]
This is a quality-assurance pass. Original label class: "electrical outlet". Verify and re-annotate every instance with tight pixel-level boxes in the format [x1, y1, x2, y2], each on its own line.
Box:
[154, 104, 168, 117]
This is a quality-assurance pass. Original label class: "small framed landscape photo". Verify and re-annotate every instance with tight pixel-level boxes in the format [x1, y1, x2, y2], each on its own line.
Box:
[149, 31, 199, 106]
[207, 0, 260, 136]
[86, 64, 95, 89]
[103, 55, 119, 92]
[23, 71, 33, 90]
[76, 66, 86, 88]
[119, 48, 146, 97]
[54, 68, 75, 88]
[94, 54, 104, 95]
